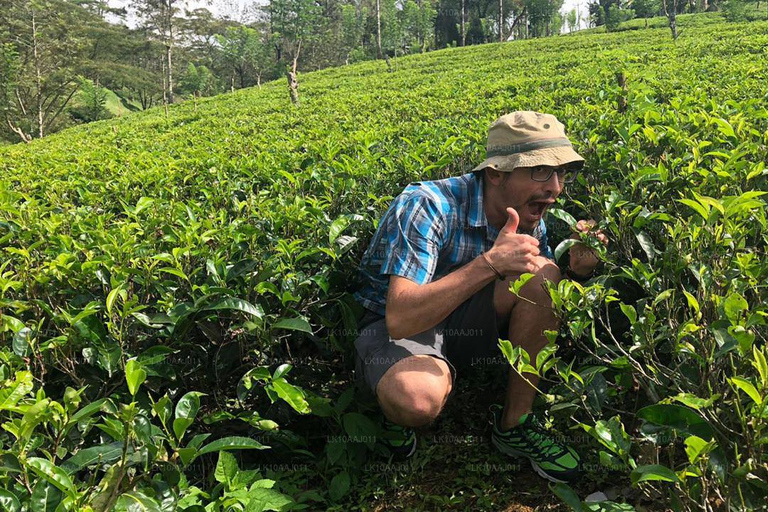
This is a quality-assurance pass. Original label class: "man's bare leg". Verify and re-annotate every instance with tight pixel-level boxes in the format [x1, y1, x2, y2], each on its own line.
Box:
[493, 261, 561, 430]
[376, 355, 453, 427]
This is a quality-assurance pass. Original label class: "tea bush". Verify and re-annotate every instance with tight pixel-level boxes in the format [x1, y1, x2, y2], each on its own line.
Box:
[1, 13, 767, 511]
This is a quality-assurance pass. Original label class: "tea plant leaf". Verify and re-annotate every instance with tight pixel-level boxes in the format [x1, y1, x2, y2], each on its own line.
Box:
[125, 358, 147, 397]
[272, 378, 310, 414]
[637, 404, 714, 440]
[554, 238, 579, 262]
[195, 436, 269, 459]
[214, 451, 238, 484]
[26, 458, 76, 497]
[61, 442, 123, 473]
[115, 490, 162, 511]
[630, 464, 679, 484]
[0, 490, 21, 512]
[0, 371, 33, 411]
[510, 273, 535, 296]
[203, 297, 265, 320]
[753, 347, 768, 389]
[547, 208, 577, 227]
[272, 317, 312, 334]
[550, 482, 583, 511]
[173, 391, 205, 441]
[328, 471, 350, 502]
[30, 481, 62, 512]
[245, 487, 294, 512]
[730, 377, 762, 406]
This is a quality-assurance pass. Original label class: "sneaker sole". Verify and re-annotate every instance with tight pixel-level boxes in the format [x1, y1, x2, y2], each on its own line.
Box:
[492, 435, 570, 484]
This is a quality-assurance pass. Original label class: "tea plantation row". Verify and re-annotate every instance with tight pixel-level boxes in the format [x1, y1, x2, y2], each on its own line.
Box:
[1, 12, 768, 511]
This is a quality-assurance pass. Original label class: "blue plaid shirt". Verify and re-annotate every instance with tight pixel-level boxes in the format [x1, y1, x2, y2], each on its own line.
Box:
[354, 172, 553, 315]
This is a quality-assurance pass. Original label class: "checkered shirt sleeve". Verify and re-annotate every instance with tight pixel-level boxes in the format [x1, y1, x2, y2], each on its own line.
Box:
[377, 192, 446, 285]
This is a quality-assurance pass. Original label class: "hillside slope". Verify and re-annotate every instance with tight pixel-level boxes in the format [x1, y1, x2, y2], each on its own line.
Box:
[1, 13, 768, 512]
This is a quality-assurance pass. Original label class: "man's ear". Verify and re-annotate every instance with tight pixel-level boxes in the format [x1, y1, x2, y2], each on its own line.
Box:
[484, 168, 505, 185]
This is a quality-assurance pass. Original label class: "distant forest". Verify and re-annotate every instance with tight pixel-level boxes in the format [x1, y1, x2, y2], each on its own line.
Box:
[0, 0, 715, 143]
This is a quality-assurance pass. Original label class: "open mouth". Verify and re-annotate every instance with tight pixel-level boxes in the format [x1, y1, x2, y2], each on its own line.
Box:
[526, 200, 552, 218]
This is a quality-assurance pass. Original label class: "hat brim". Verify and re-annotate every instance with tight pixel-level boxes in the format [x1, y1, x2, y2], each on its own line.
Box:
[471, 146, 585, 173]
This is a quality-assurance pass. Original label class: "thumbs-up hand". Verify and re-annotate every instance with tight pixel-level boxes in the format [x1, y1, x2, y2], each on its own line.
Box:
[485, 207, 543, 277]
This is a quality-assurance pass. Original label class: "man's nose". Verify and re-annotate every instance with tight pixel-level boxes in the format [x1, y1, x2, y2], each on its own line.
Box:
[543, 171, 562, 195]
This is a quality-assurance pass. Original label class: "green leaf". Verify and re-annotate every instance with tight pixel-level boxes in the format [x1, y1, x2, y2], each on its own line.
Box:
[12, 327, 32, 357]
[245, 487, 294, 512]
[203, 297, 264, 320]
[30, 481, 62, 512]
[0, 490, 21, 512]
[115, 490, 162, 511]
[272, 317, 312, 334]
[215, 451, 238, 484]
[61, 442, 123, 473]
[635, 231, 657, 261]
[134, 197, 155, 215]
[341, 412, 377, 448]
[630, 464, 679, 484]
[550, 482, 583, 511]
[26, 458, 76, 497]
[554, 238, 579, 261]
[329, 214, 363, 244]
[730, 377, 762, 405]
[724, 293, 748, 323]
[510, 273, 535, 295]
[125, 358, 147, 397]
[678, 198, 709, 220]
[329, 471, 350, 502]
[547, 208, 577, 227]
[271, 378, 310, 414]
[637, 404, 714, 440]
[173, 391, 204, 441]
[0, 371, 33, 411]
[753, 346, 768, 389]
[684, 435, 712, 464]
[619, 303, 637, 324]
[682, 291, 699, 314]
[195, 436, 269, 459]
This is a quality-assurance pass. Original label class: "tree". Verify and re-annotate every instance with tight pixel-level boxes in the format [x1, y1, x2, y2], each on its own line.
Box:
[566, 8, 578, 32]
[0, 0, 89, 141]
[134, 0, 191, 105]
[69, 77, 111, 122]
[216, 25, 271, 90]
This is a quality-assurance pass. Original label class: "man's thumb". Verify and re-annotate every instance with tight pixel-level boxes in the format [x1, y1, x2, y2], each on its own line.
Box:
[503, 207, 519, 234]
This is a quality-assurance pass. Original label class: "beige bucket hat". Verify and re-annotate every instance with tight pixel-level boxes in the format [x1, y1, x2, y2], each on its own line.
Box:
[471, 111, 585, 173]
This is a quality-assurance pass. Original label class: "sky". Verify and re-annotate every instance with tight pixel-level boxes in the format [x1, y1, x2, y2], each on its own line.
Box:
[109, 0, 591, 31]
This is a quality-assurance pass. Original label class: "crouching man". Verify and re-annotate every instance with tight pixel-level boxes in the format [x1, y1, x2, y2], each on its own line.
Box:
[352, 111, 606, 483]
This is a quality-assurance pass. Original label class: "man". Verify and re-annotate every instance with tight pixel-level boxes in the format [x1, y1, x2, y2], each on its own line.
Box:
[352, 111, 606, 484]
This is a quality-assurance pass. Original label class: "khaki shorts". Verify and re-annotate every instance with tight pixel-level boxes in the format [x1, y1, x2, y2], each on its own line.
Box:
[353, 281, 508, 397]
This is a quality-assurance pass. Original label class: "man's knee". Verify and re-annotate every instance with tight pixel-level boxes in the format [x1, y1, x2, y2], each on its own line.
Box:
[376, 356, 452, 427]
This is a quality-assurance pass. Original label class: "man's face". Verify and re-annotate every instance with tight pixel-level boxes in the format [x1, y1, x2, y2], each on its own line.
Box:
[497, 166, 564, 233]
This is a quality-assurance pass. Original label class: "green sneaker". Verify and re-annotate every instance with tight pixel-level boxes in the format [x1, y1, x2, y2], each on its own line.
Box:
[379, 417, 417, 458]
[490, 404, 581, 483]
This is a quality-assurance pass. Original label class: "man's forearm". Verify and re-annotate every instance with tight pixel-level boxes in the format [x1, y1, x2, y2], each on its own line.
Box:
[385, 256, 498, 339]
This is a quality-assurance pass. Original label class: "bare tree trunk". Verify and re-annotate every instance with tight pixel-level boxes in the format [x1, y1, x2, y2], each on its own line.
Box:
[461, 0, 466, 46]
[616, 71, 627, 113]
[165, 0, 174, 103]
[499, 0, 504, 41]
[376, 0, 382, 59]
[31, 9, 44, 139]
[7, 118, 32, 143]
[166, 45, 174, 103]
[287, 40, 301, 105]
[664, 0, 678, 39]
